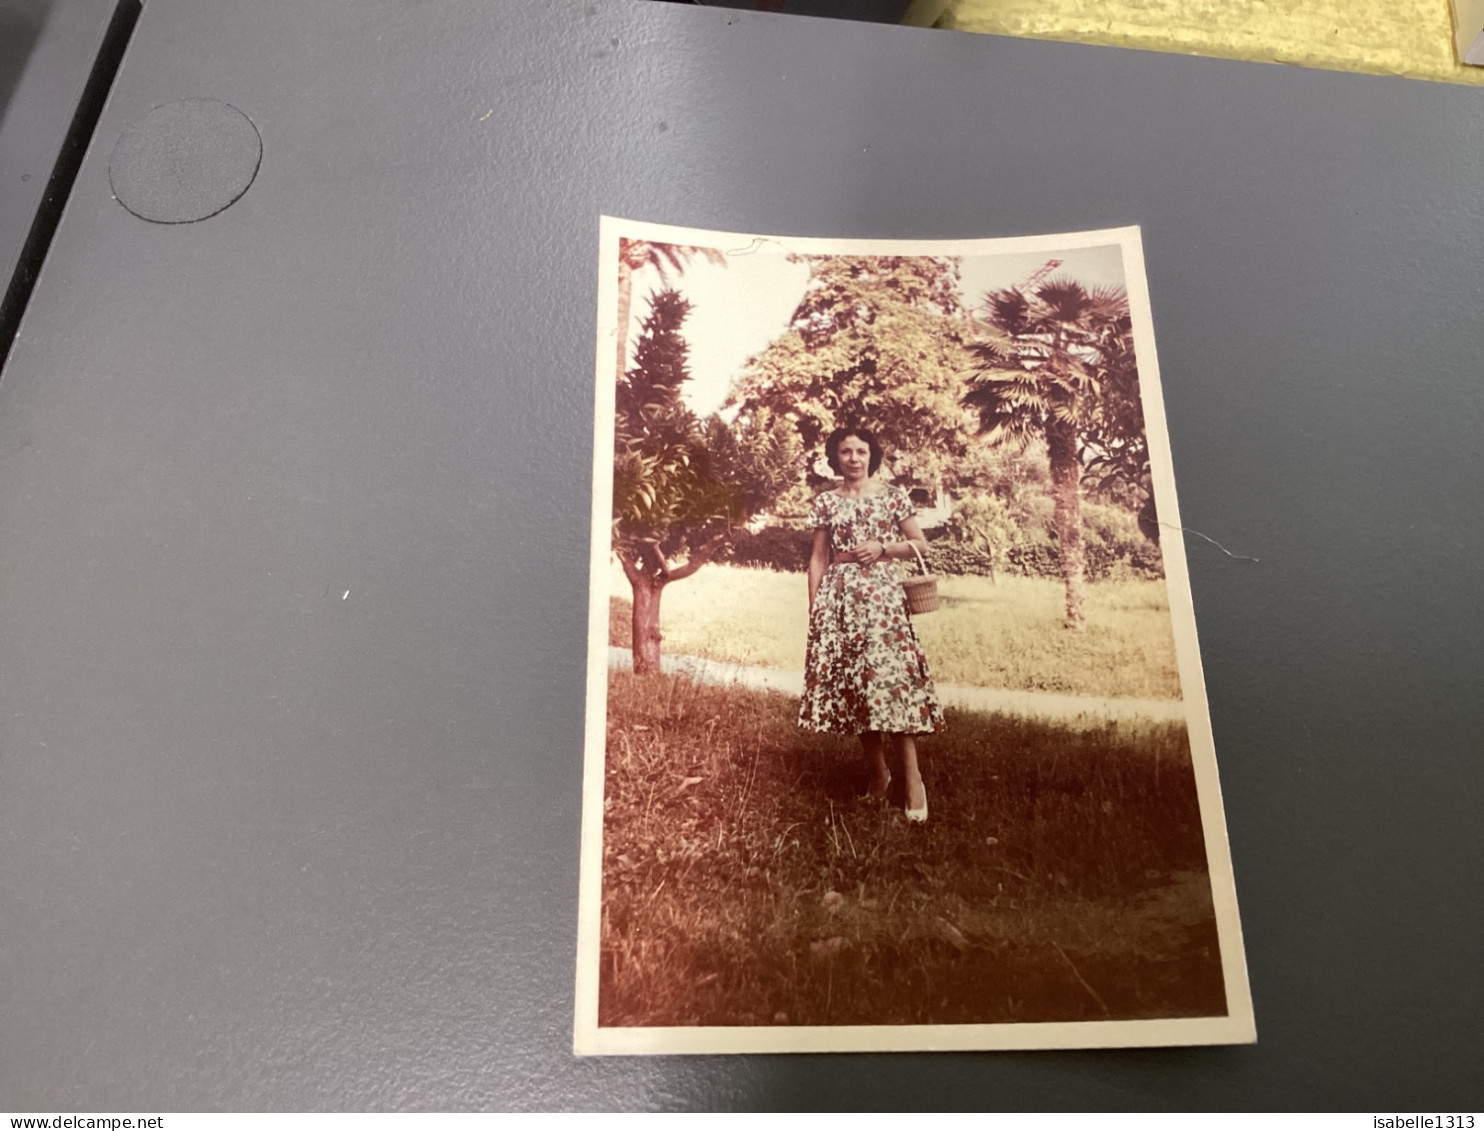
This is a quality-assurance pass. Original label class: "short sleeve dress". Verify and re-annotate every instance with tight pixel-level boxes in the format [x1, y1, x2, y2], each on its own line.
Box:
[797, 484, 944, 736]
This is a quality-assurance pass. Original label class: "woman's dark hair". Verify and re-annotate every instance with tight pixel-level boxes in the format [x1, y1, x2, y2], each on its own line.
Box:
[825, 426, 884, 476]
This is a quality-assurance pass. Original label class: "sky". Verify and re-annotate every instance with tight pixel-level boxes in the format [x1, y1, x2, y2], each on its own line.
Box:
[620, 240, 1129, 419]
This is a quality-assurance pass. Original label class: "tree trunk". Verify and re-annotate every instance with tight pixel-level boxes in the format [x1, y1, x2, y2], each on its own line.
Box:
[628, 571, 665, 674]
[616, 258, 633, 382]
[1138, 492, 1160, 545]
[617, 535, 723, 675]
[1046, 419, 1086, 631]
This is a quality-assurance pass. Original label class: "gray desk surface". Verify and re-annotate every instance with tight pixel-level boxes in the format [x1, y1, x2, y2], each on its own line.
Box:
[0, 0, 50, 114]
[0, 0, 126, 350]
[1, 0, 1480, 1110]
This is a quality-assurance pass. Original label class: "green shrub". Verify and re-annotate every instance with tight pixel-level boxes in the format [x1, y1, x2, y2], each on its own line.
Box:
[725, 501, 1163, 582]
[1081, 501, 1164, 581]
[722, 525, 810, 572]
[924, 541, 996, 578]
[1005, 535, 1062, 579]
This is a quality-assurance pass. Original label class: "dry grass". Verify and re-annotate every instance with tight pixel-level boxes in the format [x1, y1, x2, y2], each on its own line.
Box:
[608, 564, 1182, 700]
[599, 672, 1226, 1029]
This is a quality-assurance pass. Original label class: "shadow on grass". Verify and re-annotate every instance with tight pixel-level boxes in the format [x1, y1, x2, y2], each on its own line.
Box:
[598, 671, 1226, 1029]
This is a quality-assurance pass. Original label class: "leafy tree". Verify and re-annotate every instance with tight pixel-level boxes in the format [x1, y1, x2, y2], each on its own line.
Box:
[940, 493, 1020, 584]
[963, 277, 1139, 630]
[728, 255, 976, 490]
[614, 289, 746, 673]
[704, 406, 811, 520]
[1076, 299, 1155, 541]
[615, 239, 726, 382]
[949, 439, 1054, 547]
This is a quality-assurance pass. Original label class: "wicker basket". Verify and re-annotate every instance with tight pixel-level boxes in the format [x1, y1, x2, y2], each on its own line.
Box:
[901, 542, 939, 616]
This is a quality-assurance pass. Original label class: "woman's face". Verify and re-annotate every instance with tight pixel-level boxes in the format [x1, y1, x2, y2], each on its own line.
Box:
[837, 435, 872, 480]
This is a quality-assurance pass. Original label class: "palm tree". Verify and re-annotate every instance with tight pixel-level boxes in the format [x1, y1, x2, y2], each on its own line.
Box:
[963, 278, 1133, 631]
[615, 239, 726, 382]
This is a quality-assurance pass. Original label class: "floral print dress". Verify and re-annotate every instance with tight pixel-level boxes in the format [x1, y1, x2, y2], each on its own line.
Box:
[797, 484, 944, 736]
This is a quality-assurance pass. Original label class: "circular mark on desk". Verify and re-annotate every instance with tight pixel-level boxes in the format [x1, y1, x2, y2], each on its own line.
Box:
[109, 99, 262, 224]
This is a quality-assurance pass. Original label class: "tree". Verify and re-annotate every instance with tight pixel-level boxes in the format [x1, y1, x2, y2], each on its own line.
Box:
[962, 278, 1138, 630]
[615, 239, 726, 383]
[727, 255, 976, 491]
[614, 289, 745, 673]
[703, 406, 810, 520]
[940, 492, 1020, 585]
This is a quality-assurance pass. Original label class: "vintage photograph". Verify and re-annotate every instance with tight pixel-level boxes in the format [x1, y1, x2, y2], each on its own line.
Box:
[575, 219, 1253, 1054]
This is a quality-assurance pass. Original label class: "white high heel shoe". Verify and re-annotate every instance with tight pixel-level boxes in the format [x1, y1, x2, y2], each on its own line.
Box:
[904, 781, 928, 824]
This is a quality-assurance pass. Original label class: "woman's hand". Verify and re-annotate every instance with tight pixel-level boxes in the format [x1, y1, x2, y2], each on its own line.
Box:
[848, 539, 887, 565]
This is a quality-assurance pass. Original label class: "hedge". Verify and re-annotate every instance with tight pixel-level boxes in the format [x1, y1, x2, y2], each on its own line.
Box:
[723, 519, 1163, 581]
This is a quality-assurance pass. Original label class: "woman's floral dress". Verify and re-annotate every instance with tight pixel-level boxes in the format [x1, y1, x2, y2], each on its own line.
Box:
[798, 484, 944, 736]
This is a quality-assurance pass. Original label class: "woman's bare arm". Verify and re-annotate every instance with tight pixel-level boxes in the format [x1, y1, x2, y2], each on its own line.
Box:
[849, 515, 929, 566]
[896, 515, 929, 561]
[806, 526, 829, 610]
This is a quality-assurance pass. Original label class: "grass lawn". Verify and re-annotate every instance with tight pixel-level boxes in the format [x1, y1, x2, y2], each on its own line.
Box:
[599, 672, 1226, 1029]
[608, 563, 1183, 700]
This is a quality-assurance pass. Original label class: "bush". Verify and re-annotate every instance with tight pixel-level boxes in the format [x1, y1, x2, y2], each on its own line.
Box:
[924, 541, 997, 578]
[1005, 535, 1062, 579]
[726, 502, 1163, 582]
[926, 511, 1161, 582]
[722, 525, 810, 572]
[1082, 501, 1164, 581]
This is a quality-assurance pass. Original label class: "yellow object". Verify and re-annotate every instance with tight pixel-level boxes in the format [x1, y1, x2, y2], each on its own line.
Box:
[1456, 0, 1484, 62]
[938, 0, 1484, 85]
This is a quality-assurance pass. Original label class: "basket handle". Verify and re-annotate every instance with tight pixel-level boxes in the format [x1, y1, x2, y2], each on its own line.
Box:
[905, 541, 929, 577]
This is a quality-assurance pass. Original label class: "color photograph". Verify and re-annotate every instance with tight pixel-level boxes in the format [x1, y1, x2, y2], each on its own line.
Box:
[575, 219, 1253, 1054]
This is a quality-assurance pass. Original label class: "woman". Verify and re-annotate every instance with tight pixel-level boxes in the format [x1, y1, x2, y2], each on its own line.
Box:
[798, 426, 944, 822]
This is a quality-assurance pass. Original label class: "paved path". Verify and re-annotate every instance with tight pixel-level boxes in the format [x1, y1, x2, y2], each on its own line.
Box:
[608, 647, 1186, 724]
